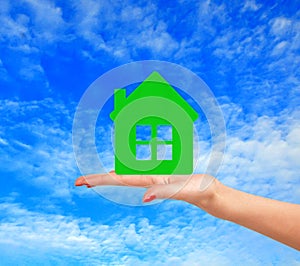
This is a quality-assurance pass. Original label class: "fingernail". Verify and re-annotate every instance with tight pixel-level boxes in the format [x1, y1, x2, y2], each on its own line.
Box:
[143, 195, 156, 203]
[75, 177, 83, 186]
[75, 176, 88, 186]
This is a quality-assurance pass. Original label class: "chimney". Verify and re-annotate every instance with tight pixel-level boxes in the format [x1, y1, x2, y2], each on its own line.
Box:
[114, 89, 126, 110]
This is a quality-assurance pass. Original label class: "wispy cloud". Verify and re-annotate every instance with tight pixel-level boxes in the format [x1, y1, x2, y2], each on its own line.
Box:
[1, 199, 300, 265]
[217, 99, 300, 202]
[72, 0, 179, 58]
[0, 0, 66, 84]
[0, 98, 78, 201]
[1, 1, 300, 264]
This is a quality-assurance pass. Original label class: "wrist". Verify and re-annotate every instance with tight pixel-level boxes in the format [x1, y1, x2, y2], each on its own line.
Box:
[194, 178, 230, 219]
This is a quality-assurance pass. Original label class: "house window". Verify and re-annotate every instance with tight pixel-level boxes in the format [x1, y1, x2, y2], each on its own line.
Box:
[157, 125, 172, 141]
[157, 144, 172, 160]
[136, 144, 151, 160]
[136, 124, 173, 160]
[136, 125, 151, 141]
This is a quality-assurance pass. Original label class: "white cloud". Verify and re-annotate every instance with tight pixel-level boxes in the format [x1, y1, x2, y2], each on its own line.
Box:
[0, 8, 29, 42]
[242, 0, 261, 12]
[1, 93, 299, 207]
[0, 98, 78, 201]
[135, 20, 179, 56]
[270, 17, 292, 37]
[271, 40, 288, 56]
[216, 101, 300, 202]
[0, 0, 182, 82]
[0, 0, 66, 46]
[0, 1, 299, 264]
[0, 199, 299, 265]
[21, 0, 66, 44]
[2, 0, 298, 94]
[72, 0, 108, 51]
[170, 1, 299, 105]
[0, 59, 9, 81]
[0, 0, 66, 82]
[13, 140, 32, 150]
[0, 95, 300, 264]
[0, 137, 8, 145]
[72, 0, 179, 58]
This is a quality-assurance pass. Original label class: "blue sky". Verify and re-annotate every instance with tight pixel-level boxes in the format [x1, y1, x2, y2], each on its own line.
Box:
[0, 0, 300, 265]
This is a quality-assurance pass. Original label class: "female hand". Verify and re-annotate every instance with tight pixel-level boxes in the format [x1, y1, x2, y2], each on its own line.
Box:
[75, 171, 300, 251]
[75, 171, 221, 216]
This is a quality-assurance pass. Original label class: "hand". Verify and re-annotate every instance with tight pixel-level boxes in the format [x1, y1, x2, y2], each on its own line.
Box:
[75, 171, 300, 251]
[75, 171, 220, 214]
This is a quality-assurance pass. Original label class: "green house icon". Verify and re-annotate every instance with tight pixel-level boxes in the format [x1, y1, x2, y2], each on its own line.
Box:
[110, 71, 199, 175]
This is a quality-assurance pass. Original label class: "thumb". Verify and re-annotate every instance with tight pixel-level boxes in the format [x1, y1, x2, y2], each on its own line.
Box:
[143, 182, 185, 203]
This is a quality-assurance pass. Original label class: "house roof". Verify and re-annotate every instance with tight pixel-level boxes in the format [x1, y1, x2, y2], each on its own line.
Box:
[110, 71, 199, 121]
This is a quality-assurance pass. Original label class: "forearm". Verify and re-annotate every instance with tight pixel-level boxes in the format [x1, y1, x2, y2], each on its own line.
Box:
[199, 181, 300, 251]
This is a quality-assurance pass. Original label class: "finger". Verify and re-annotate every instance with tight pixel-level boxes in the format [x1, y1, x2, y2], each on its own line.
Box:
[75, 176, 89, 186]
[75, 171, 192, 188]
[143, 182, 185, 202]
[109, 172, 191, 187]
[75, 172, 125, 187]
[75, 171, 170, 188]
[143, 174, 217, 203]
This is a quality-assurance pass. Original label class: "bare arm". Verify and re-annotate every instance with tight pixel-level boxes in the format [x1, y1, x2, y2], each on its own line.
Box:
[209, 182, 300, 251]
[75, 172, 300, 251]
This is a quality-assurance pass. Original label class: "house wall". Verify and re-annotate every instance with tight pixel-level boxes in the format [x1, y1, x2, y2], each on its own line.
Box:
[113, 97, 195, 175]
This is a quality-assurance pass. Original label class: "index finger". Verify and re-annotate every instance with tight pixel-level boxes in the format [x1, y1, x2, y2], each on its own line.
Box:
[75, 171, 190, 187]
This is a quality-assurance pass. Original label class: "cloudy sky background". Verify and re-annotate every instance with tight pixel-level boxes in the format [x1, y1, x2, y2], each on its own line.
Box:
[0, 0, 300, 265]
